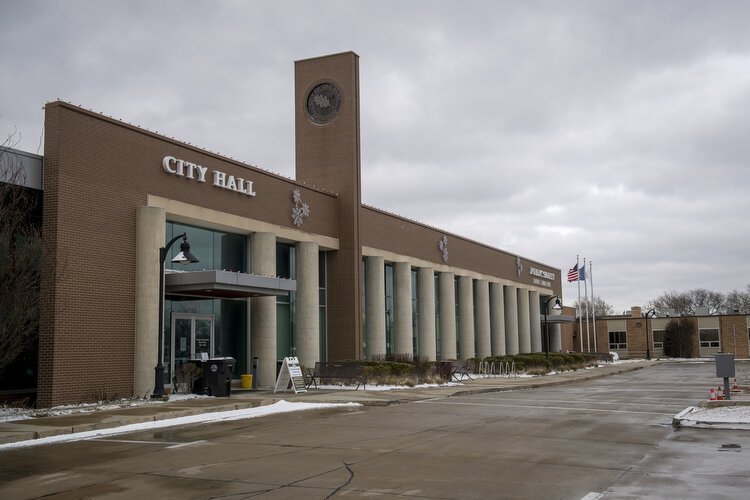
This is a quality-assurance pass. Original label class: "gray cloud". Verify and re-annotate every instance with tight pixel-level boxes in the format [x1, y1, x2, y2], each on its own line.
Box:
[3, 0, 750, 312]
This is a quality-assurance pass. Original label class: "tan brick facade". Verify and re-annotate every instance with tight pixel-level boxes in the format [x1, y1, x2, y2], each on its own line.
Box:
[36, 52, 563, 405]
[565, 306, 749, 360]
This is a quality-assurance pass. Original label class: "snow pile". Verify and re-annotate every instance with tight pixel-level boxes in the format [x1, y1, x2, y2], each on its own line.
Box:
[0, 400, 361, 450]
[1, 393, 212, 423]
[674, 405, 750, 430]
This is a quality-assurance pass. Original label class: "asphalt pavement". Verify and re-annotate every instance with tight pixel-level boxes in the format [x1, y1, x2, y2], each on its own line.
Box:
[1, 360, 747, 447]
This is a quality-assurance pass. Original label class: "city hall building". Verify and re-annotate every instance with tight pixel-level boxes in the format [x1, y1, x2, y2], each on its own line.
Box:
[23, 52, 563, 406]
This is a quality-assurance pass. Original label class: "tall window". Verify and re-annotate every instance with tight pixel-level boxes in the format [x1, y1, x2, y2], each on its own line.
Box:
[166, 221, 246, 272]
[276, 243, 296, 358]
[434, 274, 440, 360]
[164, 222, 248, 375]
[411, 268, 418, 356]
[609, 331, 627, 350]
[384, 263, 394, 356]
[699, 328, 720, 348]
[319, 252, 326, 362]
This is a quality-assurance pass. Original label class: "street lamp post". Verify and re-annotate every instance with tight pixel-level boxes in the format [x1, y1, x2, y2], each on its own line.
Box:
[644, 309, 656, 361]
[152, 233, 199, 398]
[543, 295, 562, 359]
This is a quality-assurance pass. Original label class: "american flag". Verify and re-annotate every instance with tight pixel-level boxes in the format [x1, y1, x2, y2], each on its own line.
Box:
[567, 264, 579, 282]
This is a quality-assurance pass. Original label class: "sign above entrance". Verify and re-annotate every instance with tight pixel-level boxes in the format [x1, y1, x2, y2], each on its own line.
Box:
[162, 156, 256, 197]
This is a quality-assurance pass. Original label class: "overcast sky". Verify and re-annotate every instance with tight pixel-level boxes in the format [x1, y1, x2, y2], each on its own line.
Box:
[3, 1, 750, 313]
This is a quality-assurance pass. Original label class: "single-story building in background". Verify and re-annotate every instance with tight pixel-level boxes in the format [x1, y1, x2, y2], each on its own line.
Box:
[561, 306, 750, 359]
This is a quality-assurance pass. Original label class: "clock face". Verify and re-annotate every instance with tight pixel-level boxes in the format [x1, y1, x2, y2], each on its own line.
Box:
[307, 83, 342, 123]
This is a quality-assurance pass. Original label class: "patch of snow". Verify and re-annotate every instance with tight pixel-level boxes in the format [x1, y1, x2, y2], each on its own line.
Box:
[0, 393, 212, 422]
[0, 400, 361, 450]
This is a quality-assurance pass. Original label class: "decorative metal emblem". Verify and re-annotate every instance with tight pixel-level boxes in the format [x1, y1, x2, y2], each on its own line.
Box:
[516, 256, 523, 277]
[291, 189, 310, 226]
[307, 82, 342, 123]
[438, 235, 449, 263]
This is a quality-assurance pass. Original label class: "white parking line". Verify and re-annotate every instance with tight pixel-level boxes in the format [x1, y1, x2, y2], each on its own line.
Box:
[417, 400, 675, 416]
[451, 396, 697, 406]
[94, 439, 182, 445]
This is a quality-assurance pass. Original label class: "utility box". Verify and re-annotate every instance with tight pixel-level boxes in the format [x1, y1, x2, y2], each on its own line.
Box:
[715, 353, 735, 378]
[195, 357, 235, 397]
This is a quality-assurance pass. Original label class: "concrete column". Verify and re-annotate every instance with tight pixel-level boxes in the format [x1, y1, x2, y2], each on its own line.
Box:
[550, 302, 562, 353]
[474, 279, 491, 359]
[417, 267, 436, 361]
[529, 291, 542, 353]
[134, 206, 166, 397]
[365, 256, 386, 359]
[551, 324, 562, 352]
[250, 232, 276, 389]
[393, 262, 413, 358]
[439, 272, 457, 360]
[489, 283, 506, 356]
[458, 276, 475, 361]
[517, 288, 531, 353]
[295, 241, 319, 369]
[245, 237, 253, 376]
[504, 285, 519, 355]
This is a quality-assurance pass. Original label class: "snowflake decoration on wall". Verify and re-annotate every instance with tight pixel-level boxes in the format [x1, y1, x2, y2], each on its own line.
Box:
[291, 188, 310, 227]
[438, 235, 449, 263]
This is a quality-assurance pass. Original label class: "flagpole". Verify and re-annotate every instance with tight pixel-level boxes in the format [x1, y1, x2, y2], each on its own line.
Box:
[591, 261, 597, 353]
[577, 255, 583, 352]
[583, 258, 590, 352]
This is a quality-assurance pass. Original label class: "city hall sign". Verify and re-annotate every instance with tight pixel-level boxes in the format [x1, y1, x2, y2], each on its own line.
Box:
[162, 155, 256, 197]
[529, 267, 555, 288]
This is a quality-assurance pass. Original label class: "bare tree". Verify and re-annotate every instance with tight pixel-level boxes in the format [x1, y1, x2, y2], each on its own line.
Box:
[663, 318, 696, 358]
[0, 133, 41, 373]
[646, 290, 694, 315]
[724, 286, 750, 314]
[687, 288, 725, 315]
[573, 296, 614, 318]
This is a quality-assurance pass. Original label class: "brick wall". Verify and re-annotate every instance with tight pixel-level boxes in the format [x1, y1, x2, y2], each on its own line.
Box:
[38, 102, 338, 406]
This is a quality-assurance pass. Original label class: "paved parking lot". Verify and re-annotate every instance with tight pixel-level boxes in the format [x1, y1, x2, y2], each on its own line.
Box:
[0, 361, 748, 499]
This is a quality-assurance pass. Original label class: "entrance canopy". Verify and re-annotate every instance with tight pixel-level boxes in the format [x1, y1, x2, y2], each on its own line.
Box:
[165, 270, 296, 299]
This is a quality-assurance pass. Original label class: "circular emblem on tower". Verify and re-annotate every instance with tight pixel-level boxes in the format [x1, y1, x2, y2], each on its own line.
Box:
[307, 82, 342, 123]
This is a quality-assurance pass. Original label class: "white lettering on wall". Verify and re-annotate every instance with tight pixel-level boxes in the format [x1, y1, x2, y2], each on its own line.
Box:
[163, 156, 255, 196]
[532, 278, 553, 288]
[529, 267, 555, 281]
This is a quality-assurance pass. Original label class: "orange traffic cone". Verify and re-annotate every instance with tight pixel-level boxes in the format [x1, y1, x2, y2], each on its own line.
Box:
[731, 378, 740, 393]
[717, 386, 724, 400]
[709, 387, 716, 401]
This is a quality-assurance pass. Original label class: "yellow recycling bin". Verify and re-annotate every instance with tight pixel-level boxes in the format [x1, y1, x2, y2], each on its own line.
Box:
[241, 374, 253, 389]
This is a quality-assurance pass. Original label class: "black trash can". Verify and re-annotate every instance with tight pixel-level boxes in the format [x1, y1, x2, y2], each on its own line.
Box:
[197, 357, 235, 397]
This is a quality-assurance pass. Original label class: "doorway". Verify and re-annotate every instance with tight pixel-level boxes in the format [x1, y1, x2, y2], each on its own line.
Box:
[170, 313, 214, 387]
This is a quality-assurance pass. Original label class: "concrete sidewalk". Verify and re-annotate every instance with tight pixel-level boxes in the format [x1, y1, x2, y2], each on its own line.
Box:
[0, 362, 655, 446]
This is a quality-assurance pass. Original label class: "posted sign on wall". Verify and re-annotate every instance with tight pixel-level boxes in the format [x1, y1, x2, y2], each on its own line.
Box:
[273, 357, 307, 393]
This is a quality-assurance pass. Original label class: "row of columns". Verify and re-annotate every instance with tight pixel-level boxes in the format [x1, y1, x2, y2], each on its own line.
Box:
[134, 206, 561, 393]
[250, 233, 321, 388]
[363, 257, 561, 361]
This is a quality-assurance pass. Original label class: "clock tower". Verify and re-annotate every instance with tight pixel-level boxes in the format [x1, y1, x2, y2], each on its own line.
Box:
[295, 52, 363, 361]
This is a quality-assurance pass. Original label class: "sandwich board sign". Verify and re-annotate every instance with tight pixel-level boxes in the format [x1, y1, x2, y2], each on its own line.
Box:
[273, 356, 307, 393]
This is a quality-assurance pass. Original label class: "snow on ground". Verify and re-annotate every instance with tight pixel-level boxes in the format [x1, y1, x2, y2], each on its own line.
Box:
[675, 405, 750, 430]
[0, 400, 361, 450]
[0, 393, 212, 423]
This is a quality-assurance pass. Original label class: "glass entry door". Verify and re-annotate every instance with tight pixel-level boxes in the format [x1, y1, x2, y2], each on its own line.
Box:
[170, 314, 214, 386]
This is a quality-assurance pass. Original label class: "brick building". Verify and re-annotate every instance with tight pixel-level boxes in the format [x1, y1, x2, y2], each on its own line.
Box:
[13, 52, 565, 406]
[561, 306, 750, 359]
